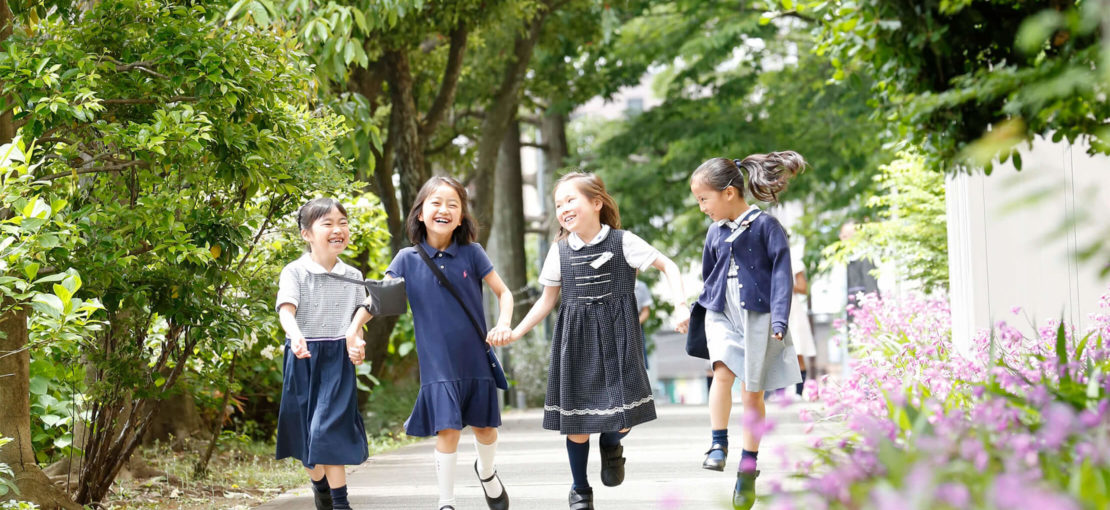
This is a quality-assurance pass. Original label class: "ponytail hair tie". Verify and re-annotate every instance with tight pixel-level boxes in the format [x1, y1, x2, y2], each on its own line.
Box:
[732, 158, 748, 185]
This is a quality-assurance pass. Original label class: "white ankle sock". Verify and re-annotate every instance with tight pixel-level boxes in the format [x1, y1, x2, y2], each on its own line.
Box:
[474, 438, 503, 498]
[434, 449, 457, 508]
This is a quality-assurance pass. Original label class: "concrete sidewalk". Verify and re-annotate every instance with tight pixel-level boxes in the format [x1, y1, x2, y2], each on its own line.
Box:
[256, 401, 822, 510]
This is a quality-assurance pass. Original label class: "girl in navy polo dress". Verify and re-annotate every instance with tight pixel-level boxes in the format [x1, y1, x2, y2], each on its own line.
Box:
[385, 177, 514, 510]
[509, 172, 690, 510]
[689, 153, 805, 510]
[275, 198, 372, 510]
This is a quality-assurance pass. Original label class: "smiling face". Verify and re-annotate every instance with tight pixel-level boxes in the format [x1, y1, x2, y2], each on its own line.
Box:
[690, 177, 741, 223]
[554, 181, 603, 235]
[301, 206, 349, 256]
[418, 184, 463, 239]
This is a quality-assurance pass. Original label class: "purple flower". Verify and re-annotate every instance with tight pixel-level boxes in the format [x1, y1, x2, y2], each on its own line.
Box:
[937, 483, 970, 508]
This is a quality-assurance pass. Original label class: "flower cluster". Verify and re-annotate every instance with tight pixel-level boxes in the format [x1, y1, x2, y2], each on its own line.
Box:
[769, 287, 1110, 510]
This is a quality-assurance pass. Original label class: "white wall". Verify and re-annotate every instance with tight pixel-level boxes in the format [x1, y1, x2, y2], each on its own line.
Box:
[947, 135, 1110, 351]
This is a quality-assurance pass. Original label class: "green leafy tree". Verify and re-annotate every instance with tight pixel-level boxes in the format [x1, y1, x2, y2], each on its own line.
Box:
[0, 0, 353, 504]
[574, 2, 888, 274]
[822, 151, 949, 293]
[0, 140, 96, 509]
[791, 0, 1110, 168]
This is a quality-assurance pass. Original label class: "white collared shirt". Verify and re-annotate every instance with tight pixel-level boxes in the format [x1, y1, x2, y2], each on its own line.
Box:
[538, 225, 660, 287]
[716, 205, 762, 231]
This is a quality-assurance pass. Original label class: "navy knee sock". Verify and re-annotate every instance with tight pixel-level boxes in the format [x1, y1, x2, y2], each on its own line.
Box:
[330, 485, 350, 509]
[739, 449, 759, 473]
[599, 430, 629, 448]
[310, 474, 329, 493]
[796, 370, 807, 396]
[566, 438, 591, 492]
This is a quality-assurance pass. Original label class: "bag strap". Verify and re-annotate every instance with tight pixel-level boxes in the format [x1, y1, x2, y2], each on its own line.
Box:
[415, 244, 488, 342]
[322, 272, 372, 289]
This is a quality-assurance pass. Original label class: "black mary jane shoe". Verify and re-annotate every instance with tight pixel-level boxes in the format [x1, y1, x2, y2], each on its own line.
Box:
[474, 460, 510, 510]
[702, 443, 728, 471]
[312, 486, 333, 510]
[439, 506, 455, 510]
[732, 470, 760, 510]
[599, 443, 626, 487]
[568, 488, 594, 510]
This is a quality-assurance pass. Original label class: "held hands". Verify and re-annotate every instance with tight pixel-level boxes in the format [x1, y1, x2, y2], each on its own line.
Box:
[291, 336, 311, 359]
[346, 330, 366, 365]
[486, 325, 514, 347]
[672, 304, 691, 334]
[773, 332, 784, 342]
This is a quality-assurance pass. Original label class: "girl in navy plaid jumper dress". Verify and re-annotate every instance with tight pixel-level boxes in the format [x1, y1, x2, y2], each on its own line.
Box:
[508, 173, 690, 510]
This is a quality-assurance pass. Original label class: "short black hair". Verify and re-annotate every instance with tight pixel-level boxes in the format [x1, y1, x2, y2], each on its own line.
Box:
[297, 198, 348, 251]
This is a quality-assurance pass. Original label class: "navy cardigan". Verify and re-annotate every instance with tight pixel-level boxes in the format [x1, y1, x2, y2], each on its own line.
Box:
[696, 211, 793, 335]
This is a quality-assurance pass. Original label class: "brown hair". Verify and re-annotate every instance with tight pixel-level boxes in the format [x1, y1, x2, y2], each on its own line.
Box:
[406, 176, 479, 245]
[691, 151, 806, 203]
[553, 172, 621, 241]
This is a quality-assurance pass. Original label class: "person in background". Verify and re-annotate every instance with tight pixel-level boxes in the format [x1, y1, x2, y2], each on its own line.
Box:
[788, 241, 817, 397]
[634, 279, 654, 368]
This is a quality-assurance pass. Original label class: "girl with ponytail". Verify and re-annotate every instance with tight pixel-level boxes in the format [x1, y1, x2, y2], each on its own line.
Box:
[687, 152, 806, 510]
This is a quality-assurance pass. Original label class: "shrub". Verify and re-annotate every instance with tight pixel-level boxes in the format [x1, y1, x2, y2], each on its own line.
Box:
[773, 289, 1110, 510]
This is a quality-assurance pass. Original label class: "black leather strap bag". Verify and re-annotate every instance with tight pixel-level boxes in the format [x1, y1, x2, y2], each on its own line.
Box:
[323, 273, 408, 317]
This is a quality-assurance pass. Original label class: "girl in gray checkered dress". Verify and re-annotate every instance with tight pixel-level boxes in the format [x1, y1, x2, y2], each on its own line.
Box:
[510, 173, 690, 510]
[275, 198, 373, 510]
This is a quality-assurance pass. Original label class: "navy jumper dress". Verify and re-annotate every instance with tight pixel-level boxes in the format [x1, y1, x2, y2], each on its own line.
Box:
[543, 229, 657, 434]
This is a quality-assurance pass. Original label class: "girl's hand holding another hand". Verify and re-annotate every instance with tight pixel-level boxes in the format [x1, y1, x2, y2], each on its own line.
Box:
[486, 325, 513, 347]
[346, 332, 366, 365]
[672, 304, 690, 334]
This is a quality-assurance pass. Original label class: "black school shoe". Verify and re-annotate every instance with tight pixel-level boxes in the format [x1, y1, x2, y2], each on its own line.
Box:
[474, 460, 510, 510]
[599, 444, 626, 487]
[312, 486, 333, 510]
[732, 470, 759, 510]
[702, 443, 728, 471]
[568, 488, 594, 510]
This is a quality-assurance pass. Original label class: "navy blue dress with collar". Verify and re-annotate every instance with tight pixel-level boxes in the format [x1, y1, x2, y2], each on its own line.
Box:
[697, 209, 793, 335]
[386, 241, 502, 437]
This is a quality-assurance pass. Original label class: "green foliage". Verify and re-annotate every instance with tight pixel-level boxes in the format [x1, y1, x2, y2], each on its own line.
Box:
[822, 151, 949, 293]
[0, 0, 375, 499]
[0, 501, 38, 510]
[794, 0, 1110, 170]
[0, 438, 16, 498]
[0, 140, 102, 463]
[575, 7, 887, 267]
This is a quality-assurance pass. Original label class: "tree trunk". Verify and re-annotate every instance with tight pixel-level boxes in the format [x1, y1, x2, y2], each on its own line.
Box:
[0, 304, 83, 509]
[384, 49, 430, 216]
[0, 0, 14, 144]
[471, 10, 549, 246]
[489, 118, 528, 324]
[352, 61, 405, 255]
[540, 110, 568, 238]
[489, 119, 529, 407]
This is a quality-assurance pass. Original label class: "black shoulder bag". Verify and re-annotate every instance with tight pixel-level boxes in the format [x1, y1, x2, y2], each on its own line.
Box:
[323, 273, 408, 317]
[415, 244, 509, 391]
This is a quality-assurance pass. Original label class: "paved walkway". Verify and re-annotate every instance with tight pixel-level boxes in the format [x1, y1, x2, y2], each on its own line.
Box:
[257, 401, 823, 510]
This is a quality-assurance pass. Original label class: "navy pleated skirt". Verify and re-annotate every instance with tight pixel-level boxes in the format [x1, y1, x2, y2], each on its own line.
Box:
[275, 337, 369, 467]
